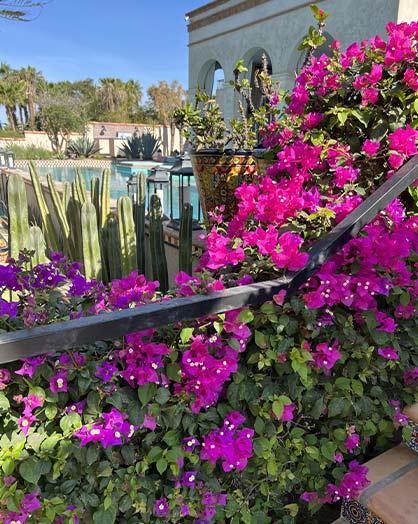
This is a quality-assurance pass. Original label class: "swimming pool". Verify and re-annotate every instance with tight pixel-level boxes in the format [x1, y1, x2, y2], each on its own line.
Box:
[27, 164, 201, 219]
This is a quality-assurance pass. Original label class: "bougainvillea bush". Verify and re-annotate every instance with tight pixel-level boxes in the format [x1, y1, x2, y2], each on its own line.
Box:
[0, 17, 418, 524]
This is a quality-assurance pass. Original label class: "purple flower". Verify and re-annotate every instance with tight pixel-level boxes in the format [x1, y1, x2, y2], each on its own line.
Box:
[49, 370, 68, 393]
[21, 492, 41, 513]
[0, 298, 18, 318]
[140, 414, 157, 431]
[65, 400, 86, 415]
[334, 452, 344, 463]
[377, 347, 399, 360]
[18, 414, 36, 435]
[180, 504, 190, 516]
[15, 355, 47, 379]
[154, 498, 169, 518]
[344, 432, 360, 453]
[313, 341, 342, 371]
[95, 362, 118, 383]
[183, 436, 200, 452]
[280, 403, 296, 422]
[404, 368, 418, 385]
[3, 475, 16, 486]
[0, 368, 11, 390]
[182, 471, 198, 488]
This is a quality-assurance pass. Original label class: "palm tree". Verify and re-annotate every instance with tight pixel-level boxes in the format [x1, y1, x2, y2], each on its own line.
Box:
[124, 80, 142, 116]
[98, 78, 127, 114]
[0, 64, 26, 131]
[19, 66, 45, 129]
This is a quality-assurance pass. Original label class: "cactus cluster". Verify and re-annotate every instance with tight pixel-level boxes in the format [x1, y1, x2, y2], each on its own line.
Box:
[6, 163, 195, 287]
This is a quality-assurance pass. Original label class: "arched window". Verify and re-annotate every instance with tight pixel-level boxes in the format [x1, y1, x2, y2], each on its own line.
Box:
[241, 48, 273, 114]
[198, 60, 225, 96]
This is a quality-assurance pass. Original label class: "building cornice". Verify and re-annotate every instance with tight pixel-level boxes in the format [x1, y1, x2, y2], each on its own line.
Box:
[188, 0, 325, 46]
[188, 0, 273, 32]
[186, 0, 231, 18]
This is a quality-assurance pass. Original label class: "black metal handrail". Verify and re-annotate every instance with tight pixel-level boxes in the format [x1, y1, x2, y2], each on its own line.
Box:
[0, 157, 417, 365]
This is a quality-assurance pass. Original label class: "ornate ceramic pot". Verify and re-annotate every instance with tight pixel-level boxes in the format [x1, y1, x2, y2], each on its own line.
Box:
[253, 148, 276, 177]
[190, 150, 257, 223]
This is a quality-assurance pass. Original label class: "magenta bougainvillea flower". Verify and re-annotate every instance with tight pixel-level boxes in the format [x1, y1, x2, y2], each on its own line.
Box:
[377, 347, 399, 360]
[200, 413, 254, 472]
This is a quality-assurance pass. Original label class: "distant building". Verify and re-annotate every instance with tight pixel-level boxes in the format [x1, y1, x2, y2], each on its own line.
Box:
[187, 0, 418, 119]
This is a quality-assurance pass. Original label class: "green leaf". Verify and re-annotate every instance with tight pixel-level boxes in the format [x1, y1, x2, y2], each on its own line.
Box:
[321, 441, 337, 461]
[138, 383, 156, 405]
[147, 446, 163, 463]
[238, 309, 254, 324]
[155, 387, 170, 405]
[267, 459, 278, 476]
[0, 391, 10, 411]
[328, 397, 347, 417]
[93, 507, 117, 524]
[45, 404, 58, 420]
[272, 400, 284, 419]
[156, 458, 168, 474]
[255, 330, 268, 349]
[86, 445, 100, 466]
[414, 99, 418, 114]
[166, 363, 181, 382]
[180, 327, 194, 344]
[19, 458, 50, 484]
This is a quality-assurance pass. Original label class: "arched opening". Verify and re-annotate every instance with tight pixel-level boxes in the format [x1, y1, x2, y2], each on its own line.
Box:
[242, 48, 273, 111]
[197, 60, 225, 97]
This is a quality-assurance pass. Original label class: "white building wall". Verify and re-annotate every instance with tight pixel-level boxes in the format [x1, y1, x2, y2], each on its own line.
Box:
[188, 0, 413, 117]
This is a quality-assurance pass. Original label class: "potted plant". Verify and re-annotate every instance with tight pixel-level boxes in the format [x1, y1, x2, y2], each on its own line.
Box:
[174, 90, 257, 224]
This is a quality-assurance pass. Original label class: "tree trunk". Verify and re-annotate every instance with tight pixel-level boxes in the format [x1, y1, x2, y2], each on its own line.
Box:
[5, 106, 16, 131]
[170, 122, 175, 155]
[28, 89, 36, 129]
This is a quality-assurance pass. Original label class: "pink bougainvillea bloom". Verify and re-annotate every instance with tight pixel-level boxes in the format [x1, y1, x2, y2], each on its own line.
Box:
[0, 368, 11, 390]
[273, 290, 287, 306]
[280, 403, 296, 422]
[403, 68, 418, 91]
[404, 368, 418, 385]
[183, 436, 200, 452]
[271, 232, 308, 272]
[334, 165, 360, 187]
[361, 87, 379, 106]
[344, 433, 360, 453]
[95, 361, 118, 383]
[18, 414, 36, 436]
[312, 341, 342, 371]
[21, 492, 41, 513]
[388, 125, 418, 157]
[334, 452, 344, 463]
[377, 347, 399, 360]
[388, 153, 404, 169]
[303, 112, 325, 129]
[15, 355, 47, 378]
[49, 370, 68, 393]
[140, 414, 157, 431]
[362, 139, 380, 157]
[325, 460, 370, 502]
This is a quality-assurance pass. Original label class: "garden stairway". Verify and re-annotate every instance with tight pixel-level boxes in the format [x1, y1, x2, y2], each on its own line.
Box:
[339, 403, 418, 524]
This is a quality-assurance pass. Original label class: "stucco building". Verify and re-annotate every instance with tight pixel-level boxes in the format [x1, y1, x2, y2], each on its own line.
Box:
[187, 0, 418, 120]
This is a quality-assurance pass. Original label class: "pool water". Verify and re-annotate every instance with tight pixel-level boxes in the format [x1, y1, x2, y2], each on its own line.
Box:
[29, 165, 201, 219]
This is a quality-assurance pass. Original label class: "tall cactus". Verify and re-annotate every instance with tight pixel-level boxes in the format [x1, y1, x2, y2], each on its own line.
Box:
[100, 169, 111, 228]
[103, 215, 121, 281]
[133, 172, 146, 274]
[117, 196, 137, 276]
[47, 174, 73, 259]
[179, 203, 193, 275]
[149, 194, 168, 293]
[29, 226, 48, 265]
[90, 176, 100, 226]
[28, 161, 59, 252]
[62, 181, 71, 212]
[74, 169, 88, 205]
[81, 202, 102, 280]
[7, 173, 30, 260]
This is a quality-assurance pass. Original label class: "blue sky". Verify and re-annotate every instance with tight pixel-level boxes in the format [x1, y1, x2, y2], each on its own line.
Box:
[0, 0, 205, 94]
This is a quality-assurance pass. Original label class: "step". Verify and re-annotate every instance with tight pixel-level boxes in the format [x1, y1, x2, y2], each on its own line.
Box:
[341, 445, 418, 524]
